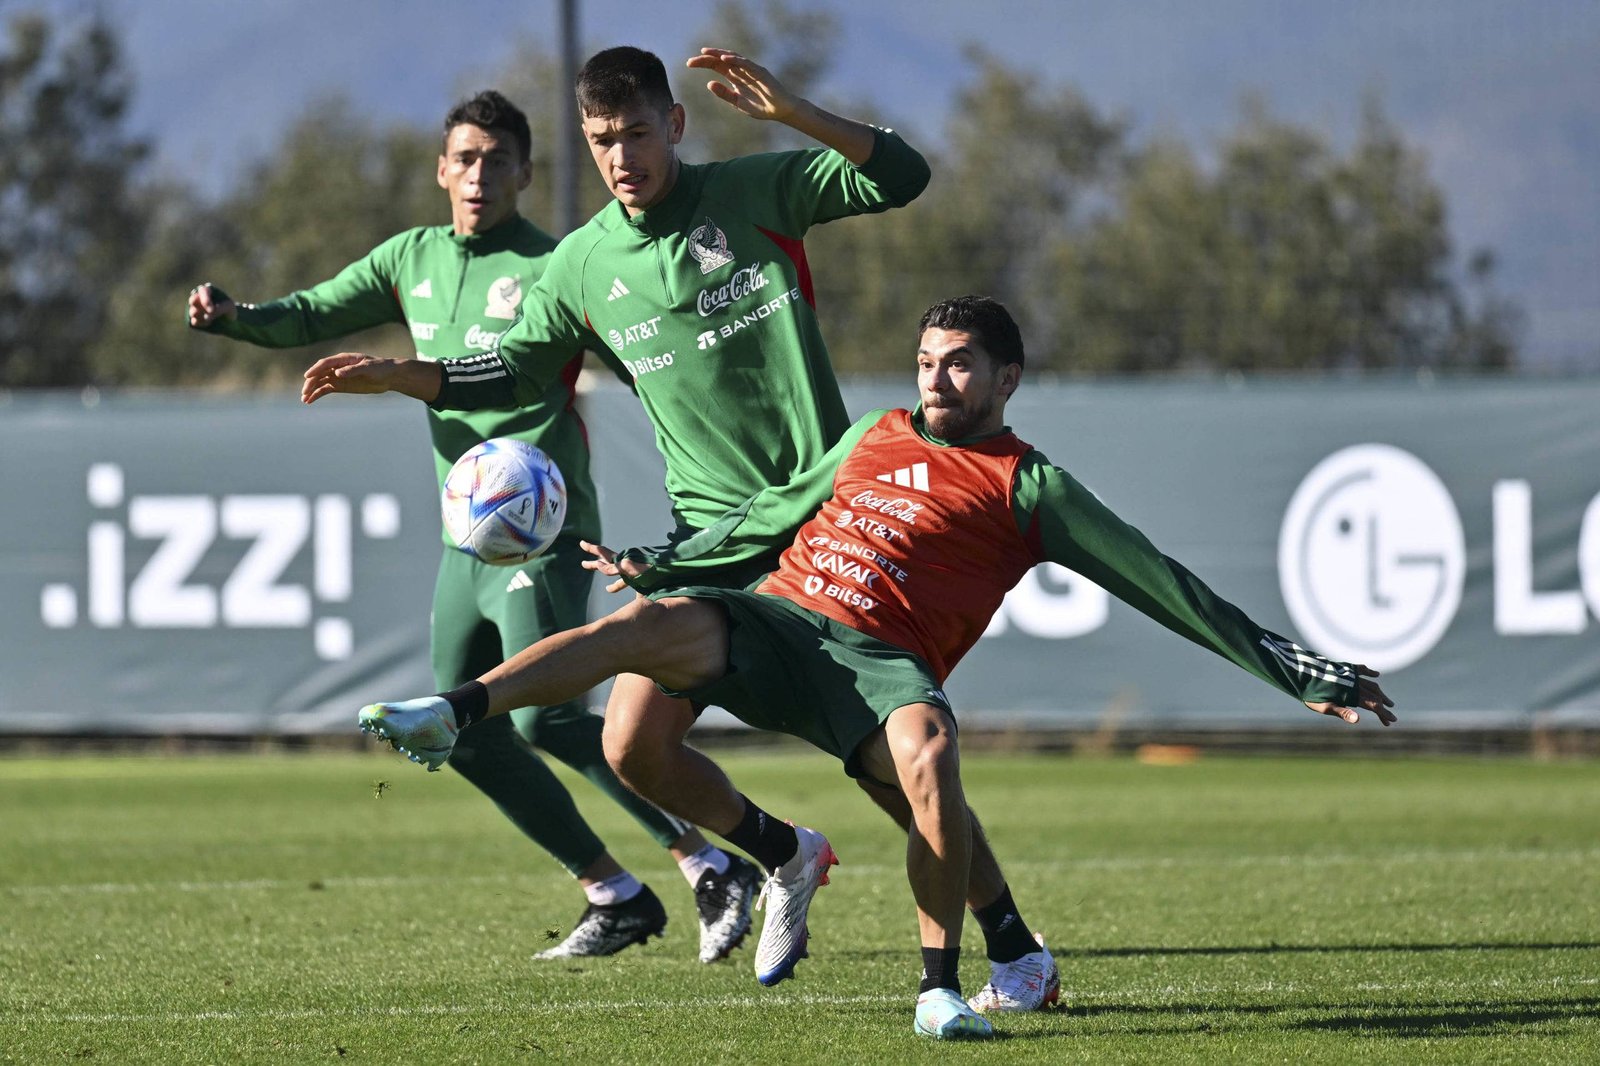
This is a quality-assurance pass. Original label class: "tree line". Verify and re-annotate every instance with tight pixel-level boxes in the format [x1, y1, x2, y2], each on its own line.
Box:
[0, 2, 1520, 391]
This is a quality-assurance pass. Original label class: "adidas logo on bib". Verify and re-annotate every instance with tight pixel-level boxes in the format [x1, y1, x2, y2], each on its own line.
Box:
[505, 571, 534, 593]
[876, 463, 929, 492]
[606, 278, 630, 301]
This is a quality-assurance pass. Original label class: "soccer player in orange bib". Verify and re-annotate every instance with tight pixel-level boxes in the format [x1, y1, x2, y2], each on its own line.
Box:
[361, 294, 1395, 1039]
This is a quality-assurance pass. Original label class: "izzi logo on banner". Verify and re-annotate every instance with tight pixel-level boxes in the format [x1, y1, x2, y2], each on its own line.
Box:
[37, 463, 403, 661]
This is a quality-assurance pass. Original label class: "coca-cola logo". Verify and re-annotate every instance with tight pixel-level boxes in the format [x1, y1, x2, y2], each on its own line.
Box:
[697, 264, 769, 317]
[465, 324, 503, 350]
[849, 489, 924, 525]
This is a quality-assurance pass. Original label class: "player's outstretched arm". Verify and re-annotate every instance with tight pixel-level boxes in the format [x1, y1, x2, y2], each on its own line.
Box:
[186, 282, 237, 329]
[687, 47, 877, 165]
[301, 353, 443, 405]
[1304, 666, 1396, 727]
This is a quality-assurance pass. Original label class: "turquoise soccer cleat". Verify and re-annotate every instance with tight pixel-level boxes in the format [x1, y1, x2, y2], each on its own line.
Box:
[358, 697, 459, 771]
[914, 988, 996, 1040]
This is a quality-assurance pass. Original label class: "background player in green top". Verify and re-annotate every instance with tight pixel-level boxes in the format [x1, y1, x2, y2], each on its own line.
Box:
[186, 90, 759, 964]
[356, 294, 1397, 1039]
[301, 47, 1058, 1006]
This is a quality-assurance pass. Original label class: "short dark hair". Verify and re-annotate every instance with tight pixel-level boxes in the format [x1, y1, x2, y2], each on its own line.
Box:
[443, 90, 532, 163]
[576, 46, 674, 118]
[917, 296, 1026, 370]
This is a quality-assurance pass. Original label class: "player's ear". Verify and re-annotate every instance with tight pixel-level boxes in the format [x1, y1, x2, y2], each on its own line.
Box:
[437, 155, 450, 191]
[998, 362, 1022, 399]
[516, 158, 533, 191]
[667, 102, 686, 145]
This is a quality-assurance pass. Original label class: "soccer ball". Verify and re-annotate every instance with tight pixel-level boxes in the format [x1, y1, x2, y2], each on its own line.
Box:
[441, 439, 567, 565]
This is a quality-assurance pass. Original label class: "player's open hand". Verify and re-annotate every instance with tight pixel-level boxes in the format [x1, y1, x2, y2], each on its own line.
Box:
[186, 283, 237, 328]
[1304, 665, 1396, 726]
[301, 353, 395, 404]
[686, 48, 798, 122]
[580, 541, 651, 594]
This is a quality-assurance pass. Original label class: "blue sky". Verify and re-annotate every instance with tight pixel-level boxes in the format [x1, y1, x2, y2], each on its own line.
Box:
[26, 0, 1600, 367]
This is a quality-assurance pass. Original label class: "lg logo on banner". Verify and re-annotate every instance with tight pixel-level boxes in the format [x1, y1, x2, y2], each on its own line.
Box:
[1280, 444, 1600, 671]
[38, 463, 403, 661]
[1278, 445, 1466, 672]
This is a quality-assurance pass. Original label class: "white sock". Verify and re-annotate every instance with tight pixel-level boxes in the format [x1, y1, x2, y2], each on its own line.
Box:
[678, 844, 730, 886]
[584, 871, 642, 907]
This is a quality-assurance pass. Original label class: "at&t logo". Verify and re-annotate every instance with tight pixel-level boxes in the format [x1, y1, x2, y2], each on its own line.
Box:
[1277, 445, 1464, 671]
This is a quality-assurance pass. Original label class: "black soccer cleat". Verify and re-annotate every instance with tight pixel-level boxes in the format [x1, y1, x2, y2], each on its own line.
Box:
[534, 884, 668, 959]
[694, 854, 761, 963]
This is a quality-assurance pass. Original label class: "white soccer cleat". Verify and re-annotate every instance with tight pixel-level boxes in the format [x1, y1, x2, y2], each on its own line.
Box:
[752, 825, 838, 986]
[358, 697, 459, 771]
[915, 988, 996, 1039]
[967, 933, 1061, 1013]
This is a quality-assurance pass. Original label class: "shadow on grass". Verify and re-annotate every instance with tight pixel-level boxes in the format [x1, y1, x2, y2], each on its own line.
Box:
[819, 995, 1599, 1046]
[1288, 1000, 1598, 1038]
[1059, 940, 1600, 958]
[1050, 996, 1600, 1041]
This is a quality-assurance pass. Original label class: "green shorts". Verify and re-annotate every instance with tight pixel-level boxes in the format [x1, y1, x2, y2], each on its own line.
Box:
[653, 587, 954, 779]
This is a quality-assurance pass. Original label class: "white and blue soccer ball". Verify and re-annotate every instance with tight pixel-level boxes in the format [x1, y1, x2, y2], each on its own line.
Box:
[441, 439, 567, 566]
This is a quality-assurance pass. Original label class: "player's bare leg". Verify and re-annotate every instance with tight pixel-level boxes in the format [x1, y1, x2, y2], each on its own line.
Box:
[855, 779, 1006, 907]
[855, 777, 1059, 1010]
[601, 674, 833, 983]
[857, 706, 971, 948]
[855, 704, 992, 1038]
[602, 675, 747, 833]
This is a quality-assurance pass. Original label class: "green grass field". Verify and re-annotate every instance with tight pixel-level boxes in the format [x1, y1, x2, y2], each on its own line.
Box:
[3, 747, 1597, 1063]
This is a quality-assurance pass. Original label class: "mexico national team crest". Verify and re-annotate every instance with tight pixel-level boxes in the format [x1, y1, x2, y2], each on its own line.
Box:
[688, 217, 735, 275]
[484, 275, 522, 319]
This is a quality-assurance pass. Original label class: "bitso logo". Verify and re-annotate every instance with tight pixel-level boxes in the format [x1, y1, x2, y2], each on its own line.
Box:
[484, 275, 521, 319]
[1278, 444, 1464, 671]
[696, 330, 717, 350]
[688, 217, 735, 275]
[803, 575, 824, 595]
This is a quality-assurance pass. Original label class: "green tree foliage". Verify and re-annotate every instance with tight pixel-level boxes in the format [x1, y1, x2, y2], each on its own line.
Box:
[680, 0, 842, 162]
[0, 11, 148, 386]
[807, 47, 1128, 373]
[55, 8, 1523, 387]
[1061, 98, 1518, 373]
[465, 37, 615, 234]
[92, 99, 441, 388]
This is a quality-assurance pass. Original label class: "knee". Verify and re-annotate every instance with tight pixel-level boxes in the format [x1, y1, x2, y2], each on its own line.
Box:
[895, 730, 960, 807]
[601, 716, 650, 786]
[600, 698, 671, 791]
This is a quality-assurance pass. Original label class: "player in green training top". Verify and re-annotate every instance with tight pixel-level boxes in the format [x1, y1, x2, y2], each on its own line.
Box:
[300, 49, 1059, 1005]
[186, 90, 760, 965]
[356, 294, 1397, 1039]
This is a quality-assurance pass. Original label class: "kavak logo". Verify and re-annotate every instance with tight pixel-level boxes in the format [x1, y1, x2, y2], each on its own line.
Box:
[484, 276, 521, 319]
[1278, 444, 1465, 671]
[688, 217, 735, 275]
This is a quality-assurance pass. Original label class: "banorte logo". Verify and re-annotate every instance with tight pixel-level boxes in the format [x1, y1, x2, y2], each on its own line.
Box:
[1278, 444, 1465, 671]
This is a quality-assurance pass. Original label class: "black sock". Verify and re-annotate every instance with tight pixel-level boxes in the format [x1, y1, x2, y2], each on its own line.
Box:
[437, 680, 488, 731]
[919, 946, 961, 995]
[972, 884, 1038, 964]
[720, 795, 798, 874]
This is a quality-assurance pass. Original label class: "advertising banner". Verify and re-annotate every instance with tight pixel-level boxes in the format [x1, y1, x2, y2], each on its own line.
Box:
[5, 379, 1598, 733]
